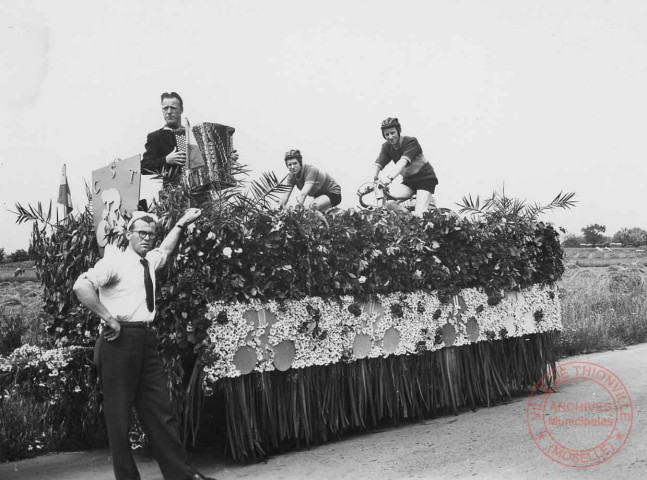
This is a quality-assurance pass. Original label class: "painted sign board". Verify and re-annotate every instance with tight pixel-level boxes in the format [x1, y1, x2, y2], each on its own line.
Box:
[91, 155, 141, 250]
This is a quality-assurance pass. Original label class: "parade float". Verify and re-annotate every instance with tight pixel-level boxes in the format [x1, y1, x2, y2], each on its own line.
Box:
[170, 203, 566, 461]
[3, 123, 572, 462]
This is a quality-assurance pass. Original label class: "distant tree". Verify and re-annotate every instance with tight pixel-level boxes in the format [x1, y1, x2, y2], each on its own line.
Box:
[562, 234, 583, 248]
[581, 224, 606, 245]
[9, 248, 31, 262]
[612, 227, 647, 246]
[0, 247, 5, 263]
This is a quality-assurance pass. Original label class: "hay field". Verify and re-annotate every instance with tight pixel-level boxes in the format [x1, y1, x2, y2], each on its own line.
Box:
[557, 261, 647, 356]
[0, 280, 46, 350]
[0, 263, 38, 283]
[564, 247, 647, 267]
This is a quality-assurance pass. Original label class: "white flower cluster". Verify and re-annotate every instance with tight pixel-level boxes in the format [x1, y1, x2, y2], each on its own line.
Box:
[2, 344, 87, 372]
[202, 285, 562, 385]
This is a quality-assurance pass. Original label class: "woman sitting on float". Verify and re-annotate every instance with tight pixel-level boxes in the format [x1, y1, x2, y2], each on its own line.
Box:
[279, 149, 342, 212]
[370, 117, 439, 217]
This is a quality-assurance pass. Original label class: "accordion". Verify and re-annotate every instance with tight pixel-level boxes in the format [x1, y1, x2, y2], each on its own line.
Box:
[184, 122, 236, 194]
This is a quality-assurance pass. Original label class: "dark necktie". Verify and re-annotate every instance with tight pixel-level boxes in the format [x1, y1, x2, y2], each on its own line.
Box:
[140, 258, 154, 312]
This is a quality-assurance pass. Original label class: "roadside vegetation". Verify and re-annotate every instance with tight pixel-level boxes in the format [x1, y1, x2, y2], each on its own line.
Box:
[555, 260, 647, 357]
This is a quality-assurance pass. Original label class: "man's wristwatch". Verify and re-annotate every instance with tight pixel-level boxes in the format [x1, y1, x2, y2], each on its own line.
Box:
[176, 223, 187, 232]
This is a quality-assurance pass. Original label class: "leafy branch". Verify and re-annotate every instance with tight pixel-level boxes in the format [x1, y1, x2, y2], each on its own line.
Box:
[211, 170, 290, 221]
[12, 201, 56, 229]
[456, 187, 576, 221]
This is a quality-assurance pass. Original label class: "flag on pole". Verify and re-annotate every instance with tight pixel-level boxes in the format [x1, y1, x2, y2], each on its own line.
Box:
[57, 164, 73, 215]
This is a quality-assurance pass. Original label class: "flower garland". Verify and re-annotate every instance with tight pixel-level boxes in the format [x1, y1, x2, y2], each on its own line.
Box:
[202, 285, 561, 384]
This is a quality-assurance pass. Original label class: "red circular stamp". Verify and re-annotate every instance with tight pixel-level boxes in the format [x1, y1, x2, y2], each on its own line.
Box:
[527, 361, 633, 468]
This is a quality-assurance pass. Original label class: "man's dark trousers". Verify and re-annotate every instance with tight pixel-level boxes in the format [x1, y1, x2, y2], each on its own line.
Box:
[98, 326, 193, 480]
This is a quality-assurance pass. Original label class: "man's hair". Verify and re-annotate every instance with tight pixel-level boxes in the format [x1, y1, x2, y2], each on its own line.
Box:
[284, 149, 303, 166]
[129, 216, 157, 231]
[127, 212, 159, 231]
[160, 91, 184, 110]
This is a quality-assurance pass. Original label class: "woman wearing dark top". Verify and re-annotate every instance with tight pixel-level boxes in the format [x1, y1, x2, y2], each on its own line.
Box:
[370, 117, 438, 216]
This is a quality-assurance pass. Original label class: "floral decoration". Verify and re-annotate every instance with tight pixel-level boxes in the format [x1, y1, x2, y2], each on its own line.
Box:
[202, 284, 561, 384]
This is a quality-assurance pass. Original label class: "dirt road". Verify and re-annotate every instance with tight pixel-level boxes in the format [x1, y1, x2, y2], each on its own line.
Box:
[2, 344, 646, 480]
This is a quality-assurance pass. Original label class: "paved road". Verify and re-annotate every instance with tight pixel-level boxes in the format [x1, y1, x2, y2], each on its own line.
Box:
[2, 344, 646, 480]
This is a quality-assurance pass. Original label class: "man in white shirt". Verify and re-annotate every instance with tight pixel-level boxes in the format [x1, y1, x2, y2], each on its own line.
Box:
[73, 208, 215, 480]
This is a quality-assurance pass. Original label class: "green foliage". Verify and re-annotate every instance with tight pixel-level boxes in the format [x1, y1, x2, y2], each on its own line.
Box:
[0, 346, 102, 460]
[556, 271, 647, 357]
[0, 310, 26, 355]
[0, 247, 5, 263]
[612, 227, 647, 246]
[457, 188, 576, 221]
[9, 249, 30, 263]
[561, 234, 583, 248]
[151, 206, 565, 368]
[581, 223, 606, 245]
[15, 200, 101, 347]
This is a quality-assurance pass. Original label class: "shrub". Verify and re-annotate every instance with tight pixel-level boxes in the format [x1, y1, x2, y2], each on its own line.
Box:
[561, 234, 583, 248]
[612, 227, 647, 247]
[0, 345, 103, 460]
[581, 224, 606, 246]
[8, 249, 30, 263]
[0, 310, 26, 355]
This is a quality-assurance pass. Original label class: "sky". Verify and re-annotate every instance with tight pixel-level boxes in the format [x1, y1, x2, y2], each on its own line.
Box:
[2, 0, 647, 253]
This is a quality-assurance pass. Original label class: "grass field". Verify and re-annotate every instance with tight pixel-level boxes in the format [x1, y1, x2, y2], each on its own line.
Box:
[564, 246, 647, 267]
[0, 261, 38, 283]
[0, 279, 46, 352]
[556, 259, 647, 356]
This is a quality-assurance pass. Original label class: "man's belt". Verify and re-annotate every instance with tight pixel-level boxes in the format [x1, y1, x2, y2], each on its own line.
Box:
[119, 321, 154, 328]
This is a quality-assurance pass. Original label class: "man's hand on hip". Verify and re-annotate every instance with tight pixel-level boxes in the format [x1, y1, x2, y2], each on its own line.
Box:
[103, 316, 122, 342]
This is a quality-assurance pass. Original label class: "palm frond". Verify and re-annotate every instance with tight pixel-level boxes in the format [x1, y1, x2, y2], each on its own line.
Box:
[215, 170, 289, 221]
[455, 188, 576, 222]
[456, 194, 482, 215]
[246, 172, 290, 205]
[12, 201, 54, 227]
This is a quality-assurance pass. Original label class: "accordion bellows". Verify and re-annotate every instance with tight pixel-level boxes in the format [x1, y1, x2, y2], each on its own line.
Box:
[186, 122, 236, 193]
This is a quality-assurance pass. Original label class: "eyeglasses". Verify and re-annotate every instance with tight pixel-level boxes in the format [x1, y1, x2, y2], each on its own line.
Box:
[132, 230, 157, 240]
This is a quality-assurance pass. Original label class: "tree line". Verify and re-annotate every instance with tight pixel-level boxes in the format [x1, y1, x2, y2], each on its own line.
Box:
[562, 224, 647, 247]
[0, 248, 30, 264]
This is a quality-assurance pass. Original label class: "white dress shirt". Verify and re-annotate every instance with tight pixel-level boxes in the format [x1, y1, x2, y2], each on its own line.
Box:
[79, 247, 167, 322]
